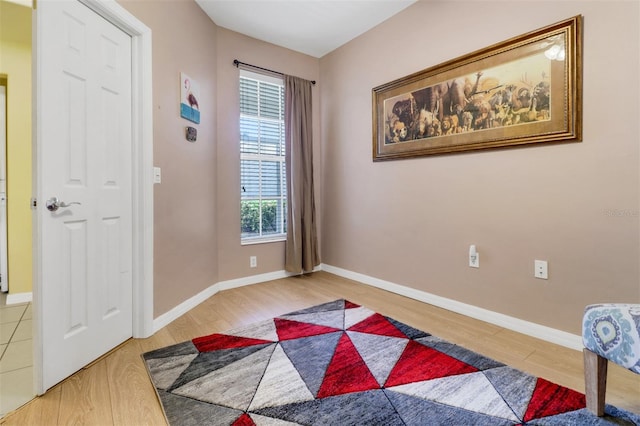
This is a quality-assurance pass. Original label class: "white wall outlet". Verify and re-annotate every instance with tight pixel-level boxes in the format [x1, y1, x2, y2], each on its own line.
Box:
[250, 256, 257, 268]
[153, 167, 162, 184]
[534, 260, 548, 279]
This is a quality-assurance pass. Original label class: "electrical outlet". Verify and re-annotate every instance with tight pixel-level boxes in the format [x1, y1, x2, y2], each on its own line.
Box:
[250, 256, 257, 268]
[534, 260, 548, 279]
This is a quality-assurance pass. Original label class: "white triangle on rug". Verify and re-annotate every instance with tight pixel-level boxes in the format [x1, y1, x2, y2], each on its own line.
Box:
[249, 344, 314, 411]
[347, 331, 408, 386]
[250, 413, 303, 425]
[225, 319, 279, 342]
[146, 354, 198, 390]
[388, 371, 520, 422]
[344, 307, 376, 329]
[173, 344, 276, 410]
[280, 310, 344, 329]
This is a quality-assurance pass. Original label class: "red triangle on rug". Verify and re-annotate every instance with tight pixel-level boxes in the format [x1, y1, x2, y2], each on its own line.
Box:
[348, 313, 406, 338]
[232, 413, 255, 426]
[192, 333, 273, 352]
[385, 340, 478, 387]
[316, 333, 380, 398]
[523, 377, 586, 422]
[274, 318, 341, 341]
[344, 300, 360, 309]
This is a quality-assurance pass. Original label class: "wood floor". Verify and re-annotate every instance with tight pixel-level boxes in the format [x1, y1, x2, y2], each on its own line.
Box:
[2, 271, 639, 425]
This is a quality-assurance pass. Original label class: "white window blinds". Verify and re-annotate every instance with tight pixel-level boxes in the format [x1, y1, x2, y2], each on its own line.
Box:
[240, 71, 287, 242]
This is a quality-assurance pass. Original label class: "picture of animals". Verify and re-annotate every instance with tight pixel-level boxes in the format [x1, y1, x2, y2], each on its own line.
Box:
[180, 72, 201, 124]
[383, 53, 551, 145]
[372, 16, 581, 161]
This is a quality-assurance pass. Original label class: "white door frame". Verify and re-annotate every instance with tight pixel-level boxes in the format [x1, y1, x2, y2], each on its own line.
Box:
[33, 0, 154, 394]
[0, 85, 7, 294]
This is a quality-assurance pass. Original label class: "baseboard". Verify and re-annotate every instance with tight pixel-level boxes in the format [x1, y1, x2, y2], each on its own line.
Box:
[5, 292, 33, 305]
[151, 264, 581, 352]
[216, 269, 300, 291]
[152, 284, 221, 333]
[320, 263, 583, 351]
[152, 269, 300, 333]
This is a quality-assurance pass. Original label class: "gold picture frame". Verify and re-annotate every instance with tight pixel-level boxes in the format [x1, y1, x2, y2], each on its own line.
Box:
[372, 15, 583, 161]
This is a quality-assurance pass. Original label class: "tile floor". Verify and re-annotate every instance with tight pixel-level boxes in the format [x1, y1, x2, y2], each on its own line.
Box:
[0, 295, 34, 418]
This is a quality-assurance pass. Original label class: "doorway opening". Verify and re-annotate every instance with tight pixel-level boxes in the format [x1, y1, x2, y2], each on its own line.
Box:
[0, 0, 35, 416]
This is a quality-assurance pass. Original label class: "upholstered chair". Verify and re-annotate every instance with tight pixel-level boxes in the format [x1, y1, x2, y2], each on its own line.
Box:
[582, 304, 640, 416]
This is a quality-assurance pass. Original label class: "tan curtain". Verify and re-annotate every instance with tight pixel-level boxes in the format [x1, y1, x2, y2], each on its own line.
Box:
[284, 75, 319, 273]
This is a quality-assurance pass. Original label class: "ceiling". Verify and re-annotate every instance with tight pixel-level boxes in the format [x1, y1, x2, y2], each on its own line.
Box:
[195, 0, 417, 58]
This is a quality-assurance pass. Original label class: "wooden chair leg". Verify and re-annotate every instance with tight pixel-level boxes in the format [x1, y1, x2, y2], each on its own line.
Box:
[584, 348, 608, 416]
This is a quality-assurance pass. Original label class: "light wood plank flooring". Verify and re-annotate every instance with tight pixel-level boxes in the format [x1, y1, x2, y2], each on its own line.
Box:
[2, 271, 638, 424]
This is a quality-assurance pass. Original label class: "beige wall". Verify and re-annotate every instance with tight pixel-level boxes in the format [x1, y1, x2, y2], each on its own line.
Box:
[118, 0, 320, 316]
[0, 1, 32, 295]
[215, 28, 321, 281]
[119, 0, 219, 317]
[320, 1, 640, 334]
[118, 0, 638, 335]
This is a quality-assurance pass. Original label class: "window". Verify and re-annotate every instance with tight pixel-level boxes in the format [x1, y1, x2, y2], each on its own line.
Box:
[240, 70, 286, 243]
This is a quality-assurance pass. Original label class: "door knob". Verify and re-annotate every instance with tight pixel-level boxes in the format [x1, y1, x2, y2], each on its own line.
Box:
[46, 197, 81, 212]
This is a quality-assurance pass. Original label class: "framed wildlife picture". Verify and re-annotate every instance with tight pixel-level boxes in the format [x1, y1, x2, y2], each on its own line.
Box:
[180, 72, 201, 124]
[372, 15, 582, 161]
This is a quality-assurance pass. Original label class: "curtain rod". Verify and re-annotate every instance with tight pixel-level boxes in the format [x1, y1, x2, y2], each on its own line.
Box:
[233, 59, 316, 85]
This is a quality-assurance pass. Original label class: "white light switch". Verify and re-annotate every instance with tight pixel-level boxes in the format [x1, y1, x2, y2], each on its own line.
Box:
[469, 245, 479, 268]
[153, 167, 162, 184]
[534, 260, 548, 279]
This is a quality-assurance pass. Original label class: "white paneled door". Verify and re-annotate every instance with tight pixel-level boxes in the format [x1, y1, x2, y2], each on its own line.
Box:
[37, 0, 133, 390]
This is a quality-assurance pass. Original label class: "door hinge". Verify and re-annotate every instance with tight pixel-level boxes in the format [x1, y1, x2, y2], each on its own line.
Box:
[31, 197, 37, 209]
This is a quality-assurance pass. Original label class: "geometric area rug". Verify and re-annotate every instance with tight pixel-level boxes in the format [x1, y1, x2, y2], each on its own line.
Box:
[142, 299, 640, 425]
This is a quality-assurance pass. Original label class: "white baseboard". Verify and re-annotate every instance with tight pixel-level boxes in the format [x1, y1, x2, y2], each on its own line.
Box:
[152, 269, 300, 333]
[320, 263, 583, 351]
[151, 264, 583, 352]
[216, 269, 300, 291]
[152, 283, 220, 333]
[5, 292, 33, 305]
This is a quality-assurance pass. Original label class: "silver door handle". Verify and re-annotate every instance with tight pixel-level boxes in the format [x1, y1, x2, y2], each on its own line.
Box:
[46, 197, 81, 212]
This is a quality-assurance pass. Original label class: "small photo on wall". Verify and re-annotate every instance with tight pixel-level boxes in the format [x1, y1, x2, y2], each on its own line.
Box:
[180, 72, 200, 124]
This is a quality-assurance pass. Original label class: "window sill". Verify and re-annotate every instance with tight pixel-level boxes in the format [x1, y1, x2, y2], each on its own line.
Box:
[241, 236, 286, 246]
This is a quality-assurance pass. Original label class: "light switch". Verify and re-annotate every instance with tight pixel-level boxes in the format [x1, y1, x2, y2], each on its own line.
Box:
[153, 167, 161, 184]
